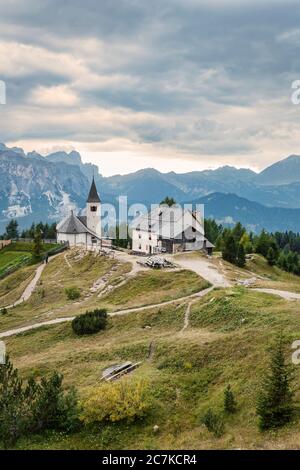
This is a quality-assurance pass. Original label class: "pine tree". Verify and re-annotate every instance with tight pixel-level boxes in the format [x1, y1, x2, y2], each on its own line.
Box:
[0, 355, 31, 447]
[222, 234, 237, 264]
[5, 220, 19, 240]
[256, 335, 294, 431]
[236, 243, 246, 267]
[33, 229, 42, 258]
[266, 247, 277, 266]
[223, 385, 237, 414]
[160, 196, 176, 207]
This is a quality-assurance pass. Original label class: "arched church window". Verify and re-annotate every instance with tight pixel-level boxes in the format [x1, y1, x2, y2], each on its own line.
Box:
[91, 206, 97, 212]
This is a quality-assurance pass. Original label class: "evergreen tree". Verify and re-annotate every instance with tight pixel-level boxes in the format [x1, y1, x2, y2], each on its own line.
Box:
[204, 219, 223, 245]
[266, 246, 277, 266]
[232, 222, 245, 243]
[222, 234, 237, 264]
[5, 220, 19, 240]
[160, 196, 176, 207]
[0, 356, 32, 447]
[255, 230, 278, 258]
[256, 335, 294, 431]
[236, 243, 246, 267]
[0, 357, 80, 447]
[223, 385, 237, 414]
[33, 229, 42, 258]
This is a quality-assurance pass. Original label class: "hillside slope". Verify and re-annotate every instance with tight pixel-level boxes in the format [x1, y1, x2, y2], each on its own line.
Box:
[2, 250, 300, 449]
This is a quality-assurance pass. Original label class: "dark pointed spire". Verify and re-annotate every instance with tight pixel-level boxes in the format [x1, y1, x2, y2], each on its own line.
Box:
[87, 177, 101, 203]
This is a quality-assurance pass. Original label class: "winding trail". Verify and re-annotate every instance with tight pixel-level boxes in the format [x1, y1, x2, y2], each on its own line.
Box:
[0, 286, 214, 339]
[5, 253, 62, 310]
[6, 263, 47, 309]
[3, 248, 300, 340]
[253, 288, 300, 301]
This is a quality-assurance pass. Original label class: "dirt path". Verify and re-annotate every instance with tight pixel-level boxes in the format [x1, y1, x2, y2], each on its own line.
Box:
[172, 254, 231, 288]
[253, 288, 300, 301]
[0, 317, 75, 338]
[0, 286, 214, 338]
[5, 253, 61, 309]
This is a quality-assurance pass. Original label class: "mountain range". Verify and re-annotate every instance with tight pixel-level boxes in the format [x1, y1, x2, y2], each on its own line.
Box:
[1, 143, 300, 233]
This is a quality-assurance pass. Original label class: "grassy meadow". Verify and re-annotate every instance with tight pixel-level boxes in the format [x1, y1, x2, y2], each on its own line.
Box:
[2, 248, 300, 449]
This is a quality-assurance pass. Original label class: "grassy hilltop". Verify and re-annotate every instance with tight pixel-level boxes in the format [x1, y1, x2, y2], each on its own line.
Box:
[1, 248, 300, 449]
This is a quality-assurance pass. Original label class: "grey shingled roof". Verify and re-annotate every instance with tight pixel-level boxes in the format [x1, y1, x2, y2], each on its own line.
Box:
[58, 212, 90, 234]
[87, 178, 101, 203]
[77, 216, 87, 227]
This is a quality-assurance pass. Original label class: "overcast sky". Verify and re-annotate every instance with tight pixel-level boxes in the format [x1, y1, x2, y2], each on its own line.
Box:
[1, 0, 300, 175]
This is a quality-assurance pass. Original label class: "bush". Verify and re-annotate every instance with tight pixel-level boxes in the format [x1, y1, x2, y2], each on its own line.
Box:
[80, 379, 150, 424]
[65, 286, 81, 300]
[201, 409, 224, 437]
[0, 308, 7, 315]
[0, 356, 80, 447]
[72, 308, 107, 335]
[30, 371, 81, 433]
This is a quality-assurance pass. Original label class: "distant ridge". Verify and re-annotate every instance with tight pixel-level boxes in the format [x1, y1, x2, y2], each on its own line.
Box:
[2, 142, 300, 232]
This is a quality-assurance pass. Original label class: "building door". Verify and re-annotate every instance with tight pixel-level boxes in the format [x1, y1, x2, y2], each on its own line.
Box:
[149, 245, 152, 254]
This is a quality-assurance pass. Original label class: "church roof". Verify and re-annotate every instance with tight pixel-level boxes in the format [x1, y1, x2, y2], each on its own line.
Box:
[77, 215, 87, 227]
[57, 211, 88, 234]
[57, 211, 101, 240]
[87, 178, 101, 203]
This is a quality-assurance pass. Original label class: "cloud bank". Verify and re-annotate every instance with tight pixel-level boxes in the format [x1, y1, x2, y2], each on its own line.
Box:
[0, 0, 300, 175]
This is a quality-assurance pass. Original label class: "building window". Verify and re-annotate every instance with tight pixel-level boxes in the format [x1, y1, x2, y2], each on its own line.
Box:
[91, 206, 97, 212]
[139, 244, 142, 250]
[149, 234, 152, 240]
[138, 233, 141, 239]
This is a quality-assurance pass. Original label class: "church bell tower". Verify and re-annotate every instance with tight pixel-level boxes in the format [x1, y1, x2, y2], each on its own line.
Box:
[86, 177, 101, 237]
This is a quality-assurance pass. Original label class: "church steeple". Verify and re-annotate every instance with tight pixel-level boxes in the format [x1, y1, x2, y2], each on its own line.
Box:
[86, 177, 101, 237]
[87, 177, 101, 203]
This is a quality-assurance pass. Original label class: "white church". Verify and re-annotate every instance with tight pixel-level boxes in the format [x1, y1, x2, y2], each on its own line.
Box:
[57, 177, 214, 255]
[56, 178, 106, 249]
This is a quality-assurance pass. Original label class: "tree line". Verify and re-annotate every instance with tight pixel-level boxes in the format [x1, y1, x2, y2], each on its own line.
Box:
[205, 219, 300, 275]
[0, 220, 57, 241]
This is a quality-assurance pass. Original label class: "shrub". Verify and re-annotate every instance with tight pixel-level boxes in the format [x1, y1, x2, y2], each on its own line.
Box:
[80, 379, 150, 424]
[0, 356, 80, 447]
[223, 385, 237, 414]
[72, 308, 107, 335]
[30, 371, 81, 433]
[201, 409, 224, 438]
[65, 286, 81, 300]
[0, 308, 7, 315]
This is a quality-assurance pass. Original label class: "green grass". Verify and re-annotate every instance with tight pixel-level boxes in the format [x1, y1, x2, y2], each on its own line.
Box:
[0, 264, 37, 308]
[5, 284, 300, 450]
[0, 249, 132, 331]
[4, 250, 300, 449]
[0, 251, 32, 277]
[2, 241, 58, 253]
[100, 270, 211, 311]
[0, 241, 59, 277]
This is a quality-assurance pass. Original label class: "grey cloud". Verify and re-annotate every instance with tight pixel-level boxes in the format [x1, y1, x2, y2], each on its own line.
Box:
[1, 0, 300, 170]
